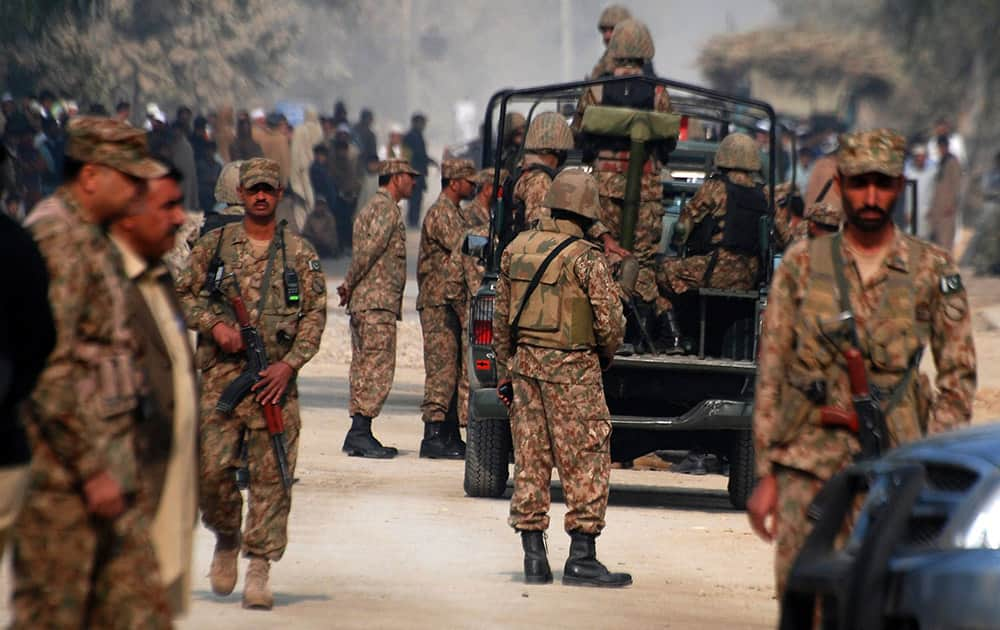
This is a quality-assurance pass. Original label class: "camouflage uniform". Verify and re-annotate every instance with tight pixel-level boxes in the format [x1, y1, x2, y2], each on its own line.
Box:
[656, 171, 765, 302]
[772, 182, 801, 251]
[495, 171, 626, 536]
[176, 159, 327, 561]
[753, 130, 976, 595]
[417, 159, 478, 426]
[344, 162, 414, 418]
[589, 5, 632, 79]
[573, 20, 673, 314]
[13, 118, 172, 629]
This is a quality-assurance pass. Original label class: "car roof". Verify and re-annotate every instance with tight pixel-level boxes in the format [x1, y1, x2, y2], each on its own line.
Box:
[886, 423, 1000, 467]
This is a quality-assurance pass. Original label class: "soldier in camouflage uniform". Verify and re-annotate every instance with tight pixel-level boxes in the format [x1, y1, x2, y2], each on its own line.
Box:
[574, 18, 674, 352]
[747, 129, 976, 597]
[13, 117, 173, 629]
[655, 132, 769, 353]
[772, 182, 803, 251]
[200, 159, 246, 236]
[336, 158, 419, 459]
[177, 158, 327, 610]
[590, 5, 632, 79]
[417, 158, 478, 459]
[494, 169, 631, 588]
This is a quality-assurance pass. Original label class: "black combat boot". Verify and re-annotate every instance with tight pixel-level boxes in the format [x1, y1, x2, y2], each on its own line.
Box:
[342, 415, 398, 459]
[520, 530, 553, 584]
[562, 531, 632, 588]
[442, 417, 466, 458]
[656, 310, 688, 355]
[419, 421, 464, 459]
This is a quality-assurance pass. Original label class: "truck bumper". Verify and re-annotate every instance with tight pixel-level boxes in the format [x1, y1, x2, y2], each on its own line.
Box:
[611, 399, 752, 431]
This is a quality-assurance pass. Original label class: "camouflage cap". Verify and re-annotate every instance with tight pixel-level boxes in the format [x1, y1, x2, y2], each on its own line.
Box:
[836, 128, 905, 177]
[378, 158, 420, 176]
[441, 158, 477, 181]
[65, 116, 167, 179]
[239, 157, 280, 188]
[805, 201, 843, 228]
[476, 168, 510, 185]
[215, 160, 244, 205]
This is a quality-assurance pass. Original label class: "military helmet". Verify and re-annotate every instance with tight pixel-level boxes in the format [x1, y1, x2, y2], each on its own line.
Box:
[714, 132, 761, 171]
[598, 4, 632, 29]
[524, 112, 574, 152]
[607, 18, 655, 61]
[543, 169, 601, 221]
[215, 160, 244, 205]
[505, 111, 526, 133]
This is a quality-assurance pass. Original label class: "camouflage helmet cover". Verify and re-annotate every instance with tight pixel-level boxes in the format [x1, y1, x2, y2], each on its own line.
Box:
[607, 18, 655, 61]
[215, 160, 244, 205]
[524, 112, 574, 151]
[714, 132, 762, 171]
[543, 168, 601, 221]
[598, 4, 632, 29]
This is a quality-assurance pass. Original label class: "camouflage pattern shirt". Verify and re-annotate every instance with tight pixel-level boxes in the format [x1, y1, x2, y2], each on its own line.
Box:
[24, 189, 144, 490]
[344, 188, 406, 317]
[753, 230, 976, 480]
[673, 171, 760, 248]
[176, 220, 327, 376]
[494, 218, 624, 385]
[417, 194, 473, 309]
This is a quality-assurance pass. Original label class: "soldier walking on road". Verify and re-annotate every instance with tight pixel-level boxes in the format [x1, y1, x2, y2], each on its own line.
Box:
[417, 159, 479, 459]
[494, 169, 631, 588]
[13, 116, 173, 629]
[177, 158, 327, 610]
[747, 129, 976, 597]
[337, 159, 419, 459]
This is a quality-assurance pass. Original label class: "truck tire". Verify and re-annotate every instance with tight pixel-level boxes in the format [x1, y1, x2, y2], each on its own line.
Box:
[727, 429, 756, 510]
[464, 408, 512, 498]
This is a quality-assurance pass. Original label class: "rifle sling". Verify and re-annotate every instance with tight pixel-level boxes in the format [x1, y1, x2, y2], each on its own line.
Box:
[510, 235, 580, 342]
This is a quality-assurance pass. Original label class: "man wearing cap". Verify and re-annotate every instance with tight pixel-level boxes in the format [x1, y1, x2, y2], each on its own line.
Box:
[590, 4, 632, 79]
[800, 201, 842, 241]
[747, 129, 977, 597]
[494, 169, 631, 587]
[337, 158, 418, 458]
[416, 158, 478, 458]
[13, 116, 173, 628]
[177, 157, 327, 610]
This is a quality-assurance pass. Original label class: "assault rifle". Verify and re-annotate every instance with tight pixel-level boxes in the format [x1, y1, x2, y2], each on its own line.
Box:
[215, 274, 293, 492]
[820, 347, 889, 459]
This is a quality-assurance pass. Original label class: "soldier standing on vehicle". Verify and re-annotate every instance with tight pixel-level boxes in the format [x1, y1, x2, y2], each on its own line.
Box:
[13, 117, 173, 629]
[176, 157, 327, 610]
[337, 158, 419, 459]
[574, 17, 674, 353]
[747, 129, 976, 597]
[590, 5, 632, 79]
[654, 132, 769, 353]
[494, 169, 631, 588]
[417, 158, 479, 459]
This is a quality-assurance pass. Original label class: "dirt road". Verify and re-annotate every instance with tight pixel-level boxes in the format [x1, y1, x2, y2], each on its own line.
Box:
[3, 239, 998, 629]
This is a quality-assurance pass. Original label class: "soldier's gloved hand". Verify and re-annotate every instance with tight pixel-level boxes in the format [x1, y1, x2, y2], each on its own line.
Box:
[253, 361, 294, 405]
[83, 470, 126, 520]
[336, 283, 351, 307]
[747, 473, 778, 543]
[497, 379, 514, 408]
[212, 322, 244, 354]
[601, 234, 630, 260]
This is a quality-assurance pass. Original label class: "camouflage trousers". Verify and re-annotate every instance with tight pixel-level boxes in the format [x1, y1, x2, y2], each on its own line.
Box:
[599, 196, 669, 314]
[418, 305, 463, 424]
[12, 489, 172, 629]
[656, 248, 759, 310]
[349, 309, 398, 418]
[508, 374, 612, 534]
[199, 386, 301, 561]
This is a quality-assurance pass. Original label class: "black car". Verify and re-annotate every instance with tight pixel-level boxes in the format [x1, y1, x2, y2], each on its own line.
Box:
[782, 422, 1000, 630]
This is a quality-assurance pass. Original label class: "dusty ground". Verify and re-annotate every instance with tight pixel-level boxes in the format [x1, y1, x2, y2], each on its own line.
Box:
[2, 232, 999, 629]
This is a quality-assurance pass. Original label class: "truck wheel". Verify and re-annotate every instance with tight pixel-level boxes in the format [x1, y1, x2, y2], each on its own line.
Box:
[727, 429, 756, 510]
[463, 408, 511, 498]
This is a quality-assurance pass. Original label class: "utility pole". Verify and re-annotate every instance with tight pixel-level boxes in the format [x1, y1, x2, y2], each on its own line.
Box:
[560, 0, 572, 82]
[402, 0, 416, 118]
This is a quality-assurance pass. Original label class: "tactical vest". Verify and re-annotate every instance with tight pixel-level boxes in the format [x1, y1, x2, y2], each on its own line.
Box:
[778, 234, 931, 447]
[719, 181, 769, 255]
[507, 229, 599, 351]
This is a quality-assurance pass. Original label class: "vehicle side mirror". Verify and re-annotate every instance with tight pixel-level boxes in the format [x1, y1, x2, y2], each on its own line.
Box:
[463, 233, 489, 257]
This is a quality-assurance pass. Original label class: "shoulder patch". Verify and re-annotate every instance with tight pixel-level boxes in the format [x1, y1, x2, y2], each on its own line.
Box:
[309, 259, 322, 272]
[940, 274, 963, 295]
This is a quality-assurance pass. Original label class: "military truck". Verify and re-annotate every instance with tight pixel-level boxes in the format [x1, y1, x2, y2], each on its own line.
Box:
[461, 76, 783, 509]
